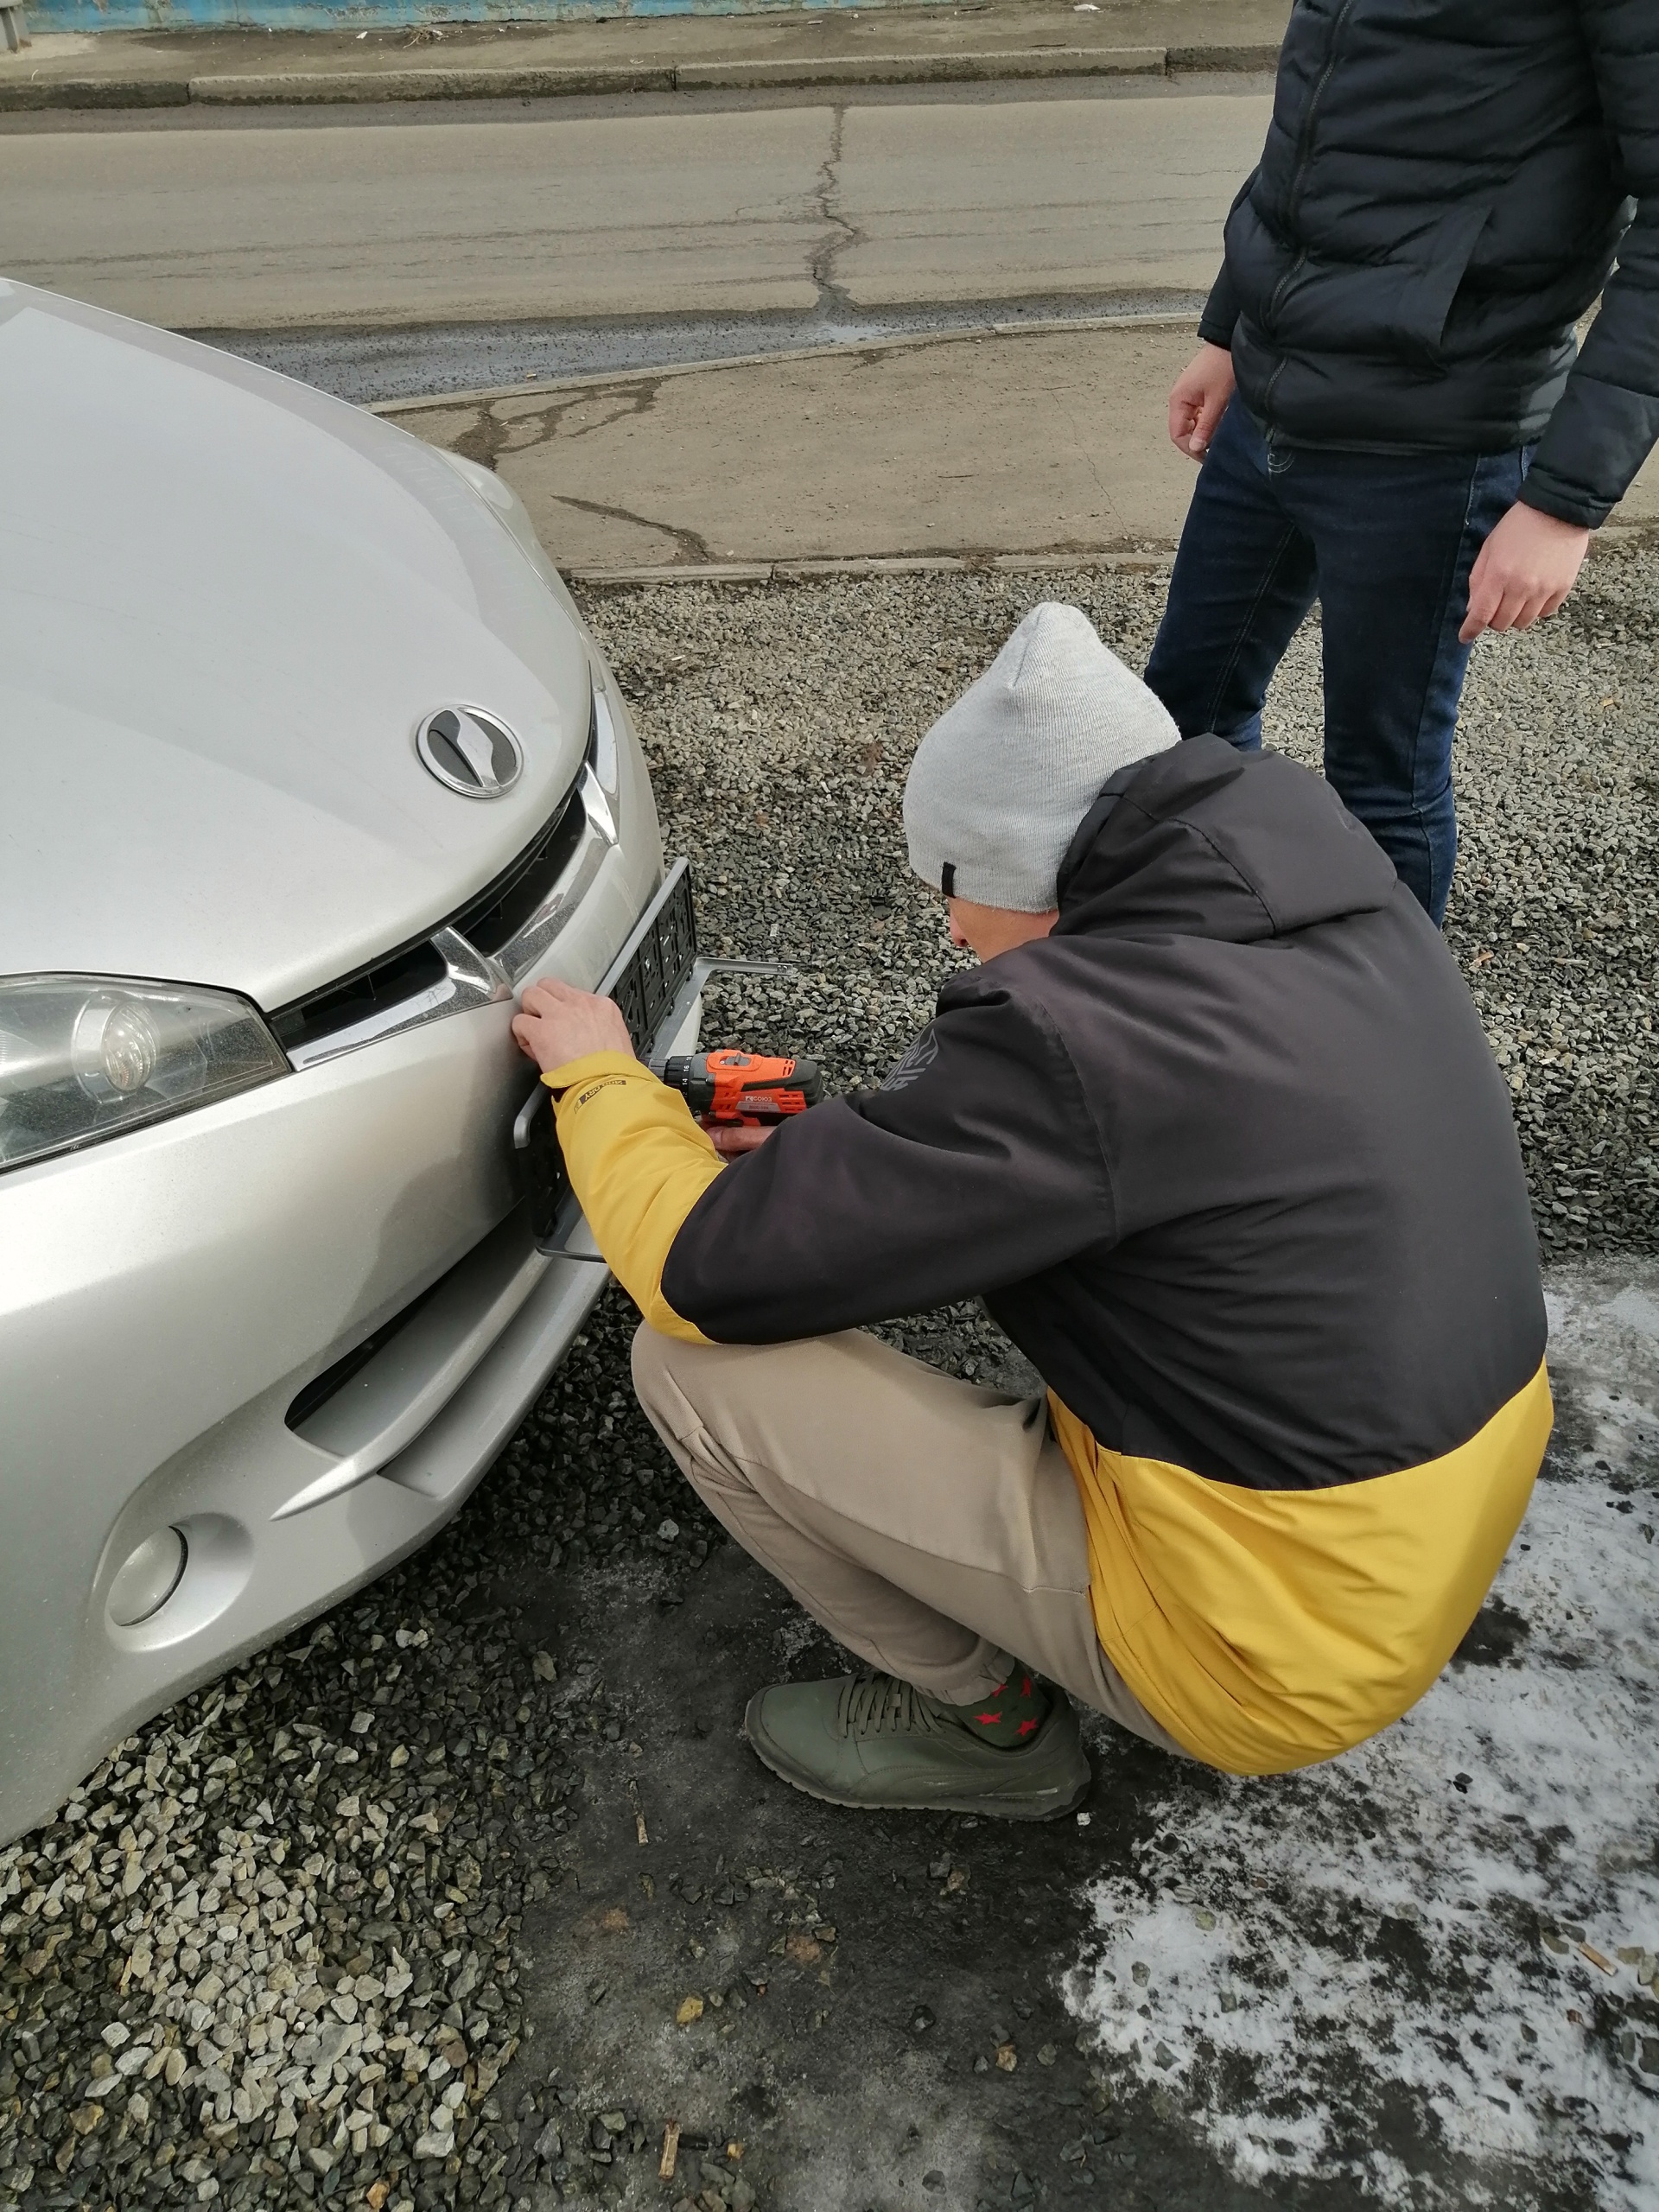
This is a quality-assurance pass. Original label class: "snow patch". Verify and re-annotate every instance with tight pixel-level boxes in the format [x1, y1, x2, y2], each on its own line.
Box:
[1066, 1474, 1659, 2209]
[1605, 1287, 1659, 1343]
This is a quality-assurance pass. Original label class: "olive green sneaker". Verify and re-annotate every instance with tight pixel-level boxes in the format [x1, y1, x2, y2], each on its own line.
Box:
[743, 1671, 1090, 1821]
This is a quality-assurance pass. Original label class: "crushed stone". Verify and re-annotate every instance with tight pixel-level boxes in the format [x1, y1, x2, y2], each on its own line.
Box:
[3, 556, 1655, 2212]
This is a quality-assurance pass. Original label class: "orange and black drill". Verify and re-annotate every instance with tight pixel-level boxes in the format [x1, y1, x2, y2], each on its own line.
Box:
[663, 1048, 823, 1129]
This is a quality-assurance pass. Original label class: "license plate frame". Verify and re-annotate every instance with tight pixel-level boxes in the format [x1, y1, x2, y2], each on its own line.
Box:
[512, 858, 700, 1255]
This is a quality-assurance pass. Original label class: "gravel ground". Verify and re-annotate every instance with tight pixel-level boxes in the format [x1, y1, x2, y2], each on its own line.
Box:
[3, 555, 1656, 2212]
[593, 553, 1659, 1263]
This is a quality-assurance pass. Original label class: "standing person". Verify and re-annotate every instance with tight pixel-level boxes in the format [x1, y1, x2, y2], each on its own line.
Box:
[1145, 0, 1659, 924]
[512, 606, 1550, 1817]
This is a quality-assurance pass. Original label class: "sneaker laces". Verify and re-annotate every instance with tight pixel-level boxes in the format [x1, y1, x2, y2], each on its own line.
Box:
[834, 1672, 949, 1741]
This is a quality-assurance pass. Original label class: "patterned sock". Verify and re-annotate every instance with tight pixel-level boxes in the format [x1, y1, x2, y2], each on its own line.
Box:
[944, 1669, 1051, 1749]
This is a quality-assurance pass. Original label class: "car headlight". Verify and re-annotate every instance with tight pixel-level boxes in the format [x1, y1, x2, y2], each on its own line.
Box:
[0, 976, 289, 1173]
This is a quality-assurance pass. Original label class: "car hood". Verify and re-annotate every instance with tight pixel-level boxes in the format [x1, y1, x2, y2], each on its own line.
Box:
[0, 282, 593, 1012]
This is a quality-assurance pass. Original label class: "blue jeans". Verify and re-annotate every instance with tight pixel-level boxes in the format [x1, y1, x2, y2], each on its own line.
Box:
[1143, 402, 1532, 924]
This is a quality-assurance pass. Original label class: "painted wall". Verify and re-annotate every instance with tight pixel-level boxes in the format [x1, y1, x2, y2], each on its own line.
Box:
[33, 0, 944, 32]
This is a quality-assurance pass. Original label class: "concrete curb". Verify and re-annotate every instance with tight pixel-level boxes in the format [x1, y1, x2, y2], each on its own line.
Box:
[368, 312, 1199, 416]
[569, 551, 1177, 586]
[190, 62, 675, 104]
[1166, 41, 1282, 69]
[563, 527, 1650, 588]
[191, 46, 1166, 100]
[0, 75, 190, 107]
[0, 41, 1278, 111]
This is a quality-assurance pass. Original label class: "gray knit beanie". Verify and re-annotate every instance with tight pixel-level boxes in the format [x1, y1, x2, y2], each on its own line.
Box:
[904, 602, 1180, 912]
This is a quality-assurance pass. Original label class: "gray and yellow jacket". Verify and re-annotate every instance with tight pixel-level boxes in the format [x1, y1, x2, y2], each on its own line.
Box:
[546, 738, 1550, 1774]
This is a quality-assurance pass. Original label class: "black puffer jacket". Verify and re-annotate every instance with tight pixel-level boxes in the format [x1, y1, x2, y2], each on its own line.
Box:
[1201, 0, 1659, 526]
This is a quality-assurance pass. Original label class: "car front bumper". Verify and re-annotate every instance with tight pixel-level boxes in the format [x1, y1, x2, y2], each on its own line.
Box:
[0, 678, 669, 1844]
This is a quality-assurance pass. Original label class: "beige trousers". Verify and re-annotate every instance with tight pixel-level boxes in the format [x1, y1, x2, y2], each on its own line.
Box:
[631, 1324, 1185, 1756]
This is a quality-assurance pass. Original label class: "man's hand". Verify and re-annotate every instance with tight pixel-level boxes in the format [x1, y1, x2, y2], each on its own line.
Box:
[512, 977, 634, 1075]
[707, 1123, 778, 1159]
[1460, 501, 1591, 644]
[1167, 343, 1236, 461]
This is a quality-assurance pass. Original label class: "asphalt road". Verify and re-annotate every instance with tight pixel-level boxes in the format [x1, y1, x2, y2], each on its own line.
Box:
[0, 77, 1271, 331]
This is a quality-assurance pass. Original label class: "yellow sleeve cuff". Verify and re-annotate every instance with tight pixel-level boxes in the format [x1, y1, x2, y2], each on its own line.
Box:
[542, 1048, 652, 1095]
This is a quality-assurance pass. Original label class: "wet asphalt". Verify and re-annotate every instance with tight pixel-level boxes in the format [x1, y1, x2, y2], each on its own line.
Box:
[201, 295, 1205, 408]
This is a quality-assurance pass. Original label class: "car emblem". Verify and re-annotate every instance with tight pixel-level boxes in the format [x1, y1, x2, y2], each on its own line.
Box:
[415, 706, 524, 799]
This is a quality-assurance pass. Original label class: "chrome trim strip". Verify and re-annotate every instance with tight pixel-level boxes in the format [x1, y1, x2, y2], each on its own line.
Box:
[283, 927, 511, 1072]
[434, 927, 512, 1004]
[589, 673, 621, 798]
[577, 760, 617, 849]
[493, 803, 611, 988]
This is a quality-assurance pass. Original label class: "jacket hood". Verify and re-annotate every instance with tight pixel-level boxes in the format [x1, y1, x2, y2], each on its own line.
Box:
[1054, 736, 1398, 944]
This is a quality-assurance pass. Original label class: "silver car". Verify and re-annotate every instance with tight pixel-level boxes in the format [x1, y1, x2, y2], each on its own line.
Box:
[0, 281, 683, 1845]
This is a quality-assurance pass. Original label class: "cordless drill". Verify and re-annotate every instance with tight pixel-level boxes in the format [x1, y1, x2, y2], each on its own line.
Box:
[663, 1048, 823, 1129]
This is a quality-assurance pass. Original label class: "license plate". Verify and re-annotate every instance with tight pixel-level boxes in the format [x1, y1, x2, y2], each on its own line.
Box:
[513, 860, 699, 1249]
[599, 855, 699, 1058]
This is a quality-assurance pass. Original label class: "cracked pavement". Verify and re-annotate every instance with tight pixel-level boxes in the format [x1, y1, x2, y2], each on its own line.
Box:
[806, 107, 866, 320]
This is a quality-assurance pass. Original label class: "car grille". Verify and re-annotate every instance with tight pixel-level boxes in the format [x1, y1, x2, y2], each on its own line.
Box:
[270, 938, 450, 1061]
[270, 763, 588, 1062]
[448, 775, 591, 958]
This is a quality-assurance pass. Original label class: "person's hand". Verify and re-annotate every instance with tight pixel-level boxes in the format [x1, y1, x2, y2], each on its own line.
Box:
[706, 1122, 778, 1159]
[1460, 501, 1591, 644]
[512, 978, 634, 1075]
[1167, 343, 1236, 461]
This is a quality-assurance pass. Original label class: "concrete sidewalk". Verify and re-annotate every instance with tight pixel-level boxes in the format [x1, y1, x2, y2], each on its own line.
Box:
[387, 322, 1659, 578]
[391, 323, 1206, 572]
[0, 0, 1287, 110]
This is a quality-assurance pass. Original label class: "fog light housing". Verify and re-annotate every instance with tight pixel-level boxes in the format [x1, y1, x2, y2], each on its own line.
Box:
[107, 1528, 188, 1626]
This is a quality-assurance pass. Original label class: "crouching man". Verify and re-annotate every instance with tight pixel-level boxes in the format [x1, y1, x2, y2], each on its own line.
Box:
[512, 603, 1550, 1818]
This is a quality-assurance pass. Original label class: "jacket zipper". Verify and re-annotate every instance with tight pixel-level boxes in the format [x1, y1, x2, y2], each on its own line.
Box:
[1261, 0, 1357, 429]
